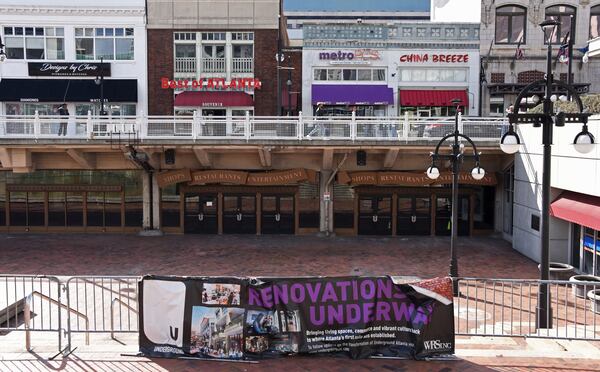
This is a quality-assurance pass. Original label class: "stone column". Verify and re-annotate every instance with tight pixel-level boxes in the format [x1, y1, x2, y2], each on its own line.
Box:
[319, 170, 333, 235]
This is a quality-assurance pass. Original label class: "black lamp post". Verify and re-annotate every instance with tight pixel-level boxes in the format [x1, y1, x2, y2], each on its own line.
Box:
[500, 19, 595, 330]
[286, 78, 292, 115]
[426, 99, 486, 296]
[94, 57, 107, 115]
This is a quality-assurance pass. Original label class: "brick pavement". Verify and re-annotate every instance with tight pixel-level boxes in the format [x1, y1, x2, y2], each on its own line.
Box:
[0, 234, 537, 278]
[2, 234, 600, 371]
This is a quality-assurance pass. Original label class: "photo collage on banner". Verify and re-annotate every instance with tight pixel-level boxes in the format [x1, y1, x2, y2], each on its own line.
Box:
[139, 275, 455, 360]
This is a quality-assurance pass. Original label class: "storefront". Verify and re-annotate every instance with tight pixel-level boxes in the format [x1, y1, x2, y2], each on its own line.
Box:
[158, 169, 320, 235]
[396, 51, 480, 117]
[333, 171, 497, 236]
[551, 191, 600, 276]
[0, 170, 143, 232]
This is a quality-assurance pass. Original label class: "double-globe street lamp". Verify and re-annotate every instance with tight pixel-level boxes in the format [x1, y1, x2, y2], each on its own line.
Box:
[500, 19, 595, 329]
[425, 98, 486, 296]
[94, 57, 107, 116]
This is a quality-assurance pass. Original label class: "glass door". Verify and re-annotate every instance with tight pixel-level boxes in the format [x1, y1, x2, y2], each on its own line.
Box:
[358, 195, 392, 235]
[223, 194, 256, 234]
[397, 196, 431, 236]
[184, 193, 218, 234]
[435, 195, 470, 236]
[261, 195, 294, 234]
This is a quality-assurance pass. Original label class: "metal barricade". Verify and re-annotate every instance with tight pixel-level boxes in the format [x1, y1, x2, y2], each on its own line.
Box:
[455, 278, 600, 341]
[65, 276, 139, 349]
[0, 275, 67, 356]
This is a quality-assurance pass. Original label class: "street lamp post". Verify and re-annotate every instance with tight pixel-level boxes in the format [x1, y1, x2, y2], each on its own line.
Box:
[94, 57, 107, 115]
[426, 99, 486, 296]
[500, 19, 595, 329]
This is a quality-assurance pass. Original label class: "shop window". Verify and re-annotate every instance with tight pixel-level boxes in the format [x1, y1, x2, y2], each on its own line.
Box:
[314, 69, 327, 81]
[495, 5, 526, 44]
[2, 26, 64, 60]
[105, 192, 122, 227]
[545, 5, 575, 44]
[75, 27, 134, 60]
[161, 185, 181, 228]
[299, 183, 319, 229]
[333, 184, 354, 229]
[591, 5, 600, 39]
[490, 98, 505, 117]
[571, 224, 581, 271]
[66, 192, 84, 226]
[327, 69, 342, 81]
[124, 174, 143, 227]
[343, 69, 357, 81]
[87, 192, 105, 226]
[373, 69, 386, 81]
[9, 191, 27, 226]
[357, 69, 371, 81]
[0, 188, 5, 227]
[48, 192, 66, 227]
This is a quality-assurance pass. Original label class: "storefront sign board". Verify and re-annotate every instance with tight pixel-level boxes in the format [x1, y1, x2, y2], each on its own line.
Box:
[189, 170, 248, 185]
[157, 169, 192, 188]
[28, 62, 111, 77]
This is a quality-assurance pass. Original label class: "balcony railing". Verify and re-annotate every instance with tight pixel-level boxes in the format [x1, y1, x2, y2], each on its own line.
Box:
[174, 57, 197, 74]
[202, 58, 225, 73]
[0, 112, 510, 143]
[232, 57, 253, 73]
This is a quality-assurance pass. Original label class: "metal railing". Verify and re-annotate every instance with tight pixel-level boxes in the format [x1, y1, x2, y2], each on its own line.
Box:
[455, 278, 600, 341]
[0, 112, 509, 143]
[174, 57, 197, 74]
[232, 57, 253, 73]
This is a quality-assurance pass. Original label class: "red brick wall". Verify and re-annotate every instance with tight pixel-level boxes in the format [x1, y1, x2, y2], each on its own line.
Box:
[147, 29, 174, 115]
[146, 29, 279, 116]
[253, 29, 278, 116]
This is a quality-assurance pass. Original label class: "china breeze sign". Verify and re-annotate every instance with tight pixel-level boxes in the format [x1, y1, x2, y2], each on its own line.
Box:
[139, 275, 455, 360]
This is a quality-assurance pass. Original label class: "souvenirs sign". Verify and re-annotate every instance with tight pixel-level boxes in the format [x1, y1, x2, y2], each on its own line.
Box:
[139, 275, 455, 361]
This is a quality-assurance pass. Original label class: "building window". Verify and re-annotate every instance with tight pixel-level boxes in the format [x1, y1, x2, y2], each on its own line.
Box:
[590, 5, 600, 39]
[489, 97, 505, 117]
[545, 5, 576, 44]
[495, 5, 526, 44]
[579, 227, 600, 276]
[75, 27, 134, 60]
[2, 26, 64, 60]
[313, 68, 385, 82]
[399, 68, 467, 83]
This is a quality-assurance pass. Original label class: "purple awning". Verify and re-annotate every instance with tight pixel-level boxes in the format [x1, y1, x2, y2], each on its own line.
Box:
[311, 84, 393, 105]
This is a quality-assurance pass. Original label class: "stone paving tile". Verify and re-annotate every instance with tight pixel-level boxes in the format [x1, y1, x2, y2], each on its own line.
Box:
[0, 234, 538, 279]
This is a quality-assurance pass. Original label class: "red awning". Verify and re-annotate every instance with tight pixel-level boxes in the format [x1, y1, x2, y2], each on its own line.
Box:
[550, 191, 600, 231]
[174, 91, 254, 107]
[400, 90, 468, 107]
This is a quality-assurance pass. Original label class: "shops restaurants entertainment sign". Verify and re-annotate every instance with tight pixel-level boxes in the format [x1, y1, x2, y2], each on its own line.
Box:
[28, 62, 111, 77]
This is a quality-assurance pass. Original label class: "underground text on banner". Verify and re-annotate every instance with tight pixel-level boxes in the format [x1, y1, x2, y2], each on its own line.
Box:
[138, 275, 455, 360]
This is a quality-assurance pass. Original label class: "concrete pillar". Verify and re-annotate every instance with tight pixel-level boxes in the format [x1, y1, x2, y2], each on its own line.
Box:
[142, 172, 151, 229]
[142, 171, 163, 234]
[319, 170, 333, 234]
[152, 173, 161, 229]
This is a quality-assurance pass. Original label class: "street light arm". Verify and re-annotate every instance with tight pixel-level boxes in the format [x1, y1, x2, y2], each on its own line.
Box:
[431, 133, 482, 162]
[511, 79, 585, 118]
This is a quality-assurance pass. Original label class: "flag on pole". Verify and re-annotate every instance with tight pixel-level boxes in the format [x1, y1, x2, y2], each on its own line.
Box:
[556, 32, 570, 64]
[514, 38, 525, 60]
[577, 45, 590, 63]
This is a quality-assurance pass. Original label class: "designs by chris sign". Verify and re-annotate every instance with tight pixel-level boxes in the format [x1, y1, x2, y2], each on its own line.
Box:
[399, 54, 470, 63]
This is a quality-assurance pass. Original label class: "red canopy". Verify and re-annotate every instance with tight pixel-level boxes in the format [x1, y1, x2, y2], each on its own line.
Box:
[550, 191, 600, 231]
[400, 90, 468, 107]
[174, 91, 254, 107]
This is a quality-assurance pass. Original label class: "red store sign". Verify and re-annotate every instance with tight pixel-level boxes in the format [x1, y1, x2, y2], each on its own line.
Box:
[399, 54, 470, 63]
[161, 77, 262, 90]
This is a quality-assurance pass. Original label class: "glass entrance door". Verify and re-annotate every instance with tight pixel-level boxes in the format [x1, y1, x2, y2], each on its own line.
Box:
[223, 195, 256, 234]
[184, 193, 218, 234]
[397, 196, 431, 235]
[261, 195, 294, 234]
[358, 196, 392, 235]
[435, 195, 470, 236]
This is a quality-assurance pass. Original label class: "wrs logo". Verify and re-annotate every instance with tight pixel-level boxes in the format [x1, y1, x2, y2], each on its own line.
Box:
[423, 339, 453, 351]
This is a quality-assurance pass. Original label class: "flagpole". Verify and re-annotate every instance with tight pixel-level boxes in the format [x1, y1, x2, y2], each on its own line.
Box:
[567, 15, 574, 100]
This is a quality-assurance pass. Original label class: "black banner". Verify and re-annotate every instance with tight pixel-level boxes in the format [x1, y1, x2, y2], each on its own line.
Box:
[138, 275, 454, 360]
[28, 62, 111, 77]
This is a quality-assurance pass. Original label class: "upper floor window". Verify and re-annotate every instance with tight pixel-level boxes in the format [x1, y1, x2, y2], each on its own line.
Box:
[2, 26, 64, 60]
[495, 6, 526, 44]
[591, 5, 600, 39]
[545, 5, 576, 44]
[75, 27, 134, 60]
[314, 68, 386, 82]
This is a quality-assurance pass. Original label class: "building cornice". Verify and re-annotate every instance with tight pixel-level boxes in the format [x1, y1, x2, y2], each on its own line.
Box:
[0, 6, 145, 17]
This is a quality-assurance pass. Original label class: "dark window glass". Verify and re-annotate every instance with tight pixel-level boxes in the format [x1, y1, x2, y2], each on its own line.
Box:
[48, 192, 66, 226]
[333, 184, 354, 229]
[299, 183, 319, 228]
[161, 185, 180, 228]
[545, 5, 576, 44]
[27, 192, 45, 226]
[66, 192, 84, 226]
[9, 192, 27, 226]
[531, 214, 540, 231]
[105, 192, 121, 227]
[495, 5, 526, 44]
[87, 192, 104, 227]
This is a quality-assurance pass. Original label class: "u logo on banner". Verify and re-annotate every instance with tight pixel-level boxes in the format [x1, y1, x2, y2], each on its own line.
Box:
[170, 326, 179, 341]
